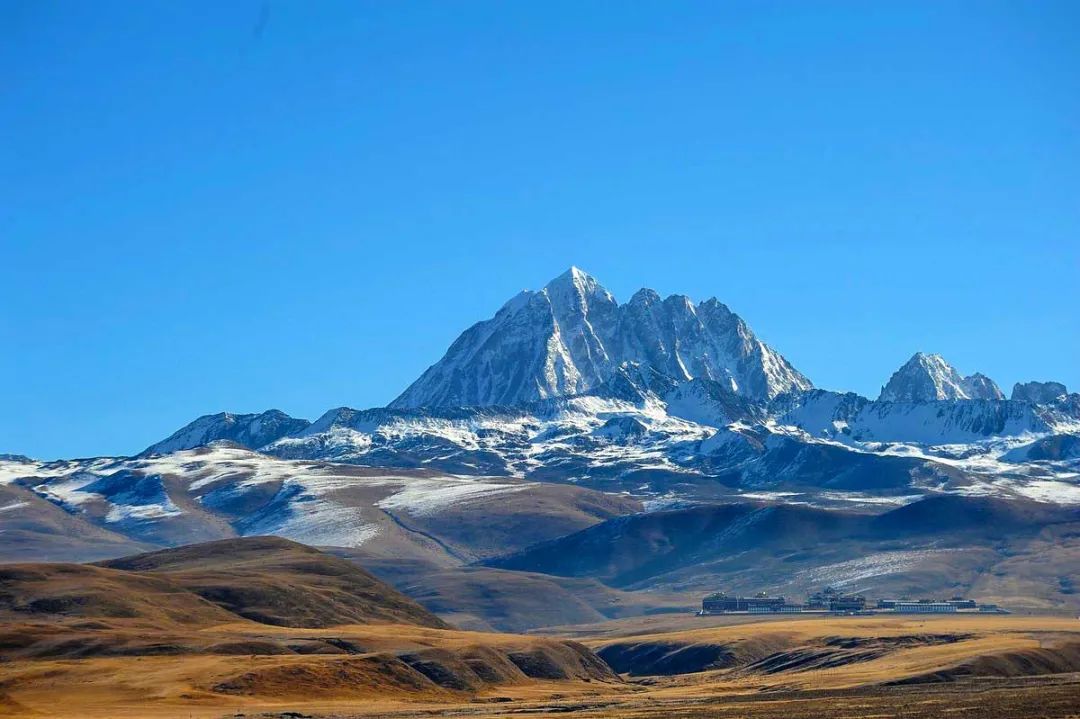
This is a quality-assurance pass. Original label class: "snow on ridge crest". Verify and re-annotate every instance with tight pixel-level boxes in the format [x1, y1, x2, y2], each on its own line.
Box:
[390, 267, 811, 409]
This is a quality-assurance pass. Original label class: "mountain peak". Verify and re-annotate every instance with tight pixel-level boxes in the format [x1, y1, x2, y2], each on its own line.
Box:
[543, 266, 610, 300]
[390, 270, 811, 408]
[909, 351, 948, 368]
[699, 297, 732, 312]
[962, 372, 1005, 401]
[628, 287, 661, 306]
[561, 265, 589, 281]
[879, 353, 1002, 402]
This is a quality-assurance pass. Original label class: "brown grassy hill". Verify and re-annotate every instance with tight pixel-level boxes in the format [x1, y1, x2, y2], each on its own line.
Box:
[396, 483, 642, 561]
[583, 615, 1080, 687]
[485, 502, 864, 585]
[349, 556, 688, 632]
[0, 536, 621, 704]
[891, 640, 1080, 683]
[95, 536, 447, 629]
[0, 621, 622, 717]
[485, 497, 1080, 609]
[0, 538, 624, 716]
[0, 562, 238, 627]
[0, 484, 154, 563]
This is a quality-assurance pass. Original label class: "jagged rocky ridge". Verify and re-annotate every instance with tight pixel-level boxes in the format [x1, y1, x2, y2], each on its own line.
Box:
[145, 410, 310, 455]
[391, 267, 812, 408]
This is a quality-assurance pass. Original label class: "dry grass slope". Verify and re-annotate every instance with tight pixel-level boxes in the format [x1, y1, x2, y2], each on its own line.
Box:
[0, 537, 627, 717]
[96, 535, 448, 628]
[3, 539, 1080, 718]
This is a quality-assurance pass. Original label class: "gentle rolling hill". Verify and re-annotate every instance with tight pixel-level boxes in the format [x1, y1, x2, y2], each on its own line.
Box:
[485, 496, 1080, 610]
[351, 559, 688, 633]
[94, 535, 448, 629]
[0, 537, 623, 717]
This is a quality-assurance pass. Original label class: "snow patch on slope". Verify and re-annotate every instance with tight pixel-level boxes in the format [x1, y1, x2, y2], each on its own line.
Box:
[798, 549, 964, 588]
[377, 478, 528, 517]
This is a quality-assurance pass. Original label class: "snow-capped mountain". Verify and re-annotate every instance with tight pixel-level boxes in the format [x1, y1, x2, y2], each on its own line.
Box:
[777, 391, 1062, 445]
[143, 410, 311, 455]
[1012, 380, 1069, 405]
[962, 372, 1006, 400]
[878, 352, 1004, 402]
[391, 267, 811, 408]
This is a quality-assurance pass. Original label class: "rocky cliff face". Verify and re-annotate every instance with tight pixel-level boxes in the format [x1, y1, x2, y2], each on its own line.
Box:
[143, 410, 310, 455]
[1012, 381, 1068, 405]
[391, 267, 811, 408]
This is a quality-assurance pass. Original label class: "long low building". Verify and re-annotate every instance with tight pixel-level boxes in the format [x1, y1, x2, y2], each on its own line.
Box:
[807, 587, 866, 612]
[700, 590, 1005, 616]
[893, 601, 957, 613]
[702, 593, 786, 613]
[750, 604, 803, 613]
[948, 598, 978, 609]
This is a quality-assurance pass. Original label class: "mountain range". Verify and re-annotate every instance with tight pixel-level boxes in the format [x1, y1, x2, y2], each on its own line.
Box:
[2, 267, 1079, 618]
[125, 268, 1079, 503]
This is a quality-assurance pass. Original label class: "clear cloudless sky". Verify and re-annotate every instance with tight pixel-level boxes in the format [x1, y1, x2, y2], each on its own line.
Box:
[2, 1, 1078, 459]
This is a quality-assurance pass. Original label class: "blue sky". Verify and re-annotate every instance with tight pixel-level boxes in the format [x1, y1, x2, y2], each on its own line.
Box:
[3, 1, 1078, 459]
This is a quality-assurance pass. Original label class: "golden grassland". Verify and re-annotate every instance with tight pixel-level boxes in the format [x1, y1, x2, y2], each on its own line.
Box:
[2, 614, 1079, 718]
[585, 614, 1080, 689]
